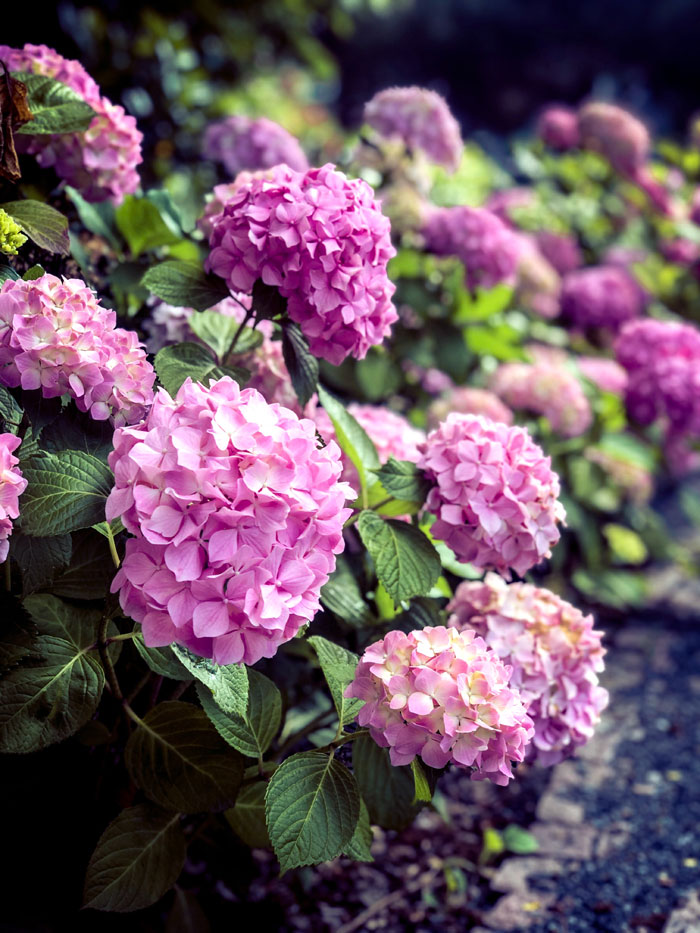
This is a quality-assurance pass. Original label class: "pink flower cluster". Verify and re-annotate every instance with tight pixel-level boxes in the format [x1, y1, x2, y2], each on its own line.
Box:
[0, 433, 27, 562]
[202, 115, 308, 176]
[206, 163, 397, 365]
[514, 235, 561, 319]
[0, 275, 154, 426]
[535, 231, 582, 276]
[577, 357, 628, 395]
[422, 206, 523, 291]
[427, 387, 513, 431]
[490, 360, 592, 438]
[345, 625, 534, 784]
[615, 318, 700, 435]
[560, 265, 645, 331]
[536, 105, 580, 150]
[418, 414, 565, 577]
[315, 403, 425, 488]
[577, 101, 649, 176]
[107, 377, 352, 666]
[447, 574, 608, 766]
[0, 43, 142, 204]
[363, 86, 463, 172]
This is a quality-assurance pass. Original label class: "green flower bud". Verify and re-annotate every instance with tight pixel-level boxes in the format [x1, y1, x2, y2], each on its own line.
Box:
[0, 209, 28, 256]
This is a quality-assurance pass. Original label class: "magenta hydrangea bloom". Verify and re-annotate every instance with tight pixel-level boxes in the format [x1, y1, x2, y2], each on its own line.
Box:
[0, 275, 154, 426]
[0, 43, 142, 204]
[206, 163, 397, 366]
[615, 319, 700, 434]
[0, 433, 27, 562]
[447, 574, 608, 766]
[577, 101, 649, 176]
[661, 238, 700, 266]
[107, 376, 353, 665]
[536, 105, 580, 150]
[422, 206, 523, 291]
[418, 414, 565, 577]
[514, 235, 561, 319]
[202, 115, 308, 177]
[534, 231, 582, 275]
[560, 265, 645, 332]
[345, 625, 534, 783]
[363, 86, 463, 172]
[490, 359, 592, 438]
[577, 357, 628, 394]
[427, 387, 513, 430]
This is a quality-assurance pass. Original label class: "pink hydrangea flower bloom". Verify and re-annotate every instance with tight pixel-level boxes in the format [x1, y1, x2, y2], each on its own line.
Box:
[577, 101, 650, 176]
[0, 43, 142, 204]
[107, 377, 353, 665]
[0, 275, 154, 426]
[560, 265, 645, 332]
[514, 235, 561, 319]
[577, 357, 628, 395]
[205, 163, 397, 366]
[490, 359, 592, 438]
[427, 387, 513, 431]
[422, 206, 523, 291]
[615, 319, 700, 435]
[202, 115, 308, 176]
[345, 625, 534, 783]
[447, 574, 608, 766]
[363, 86, 463, 172]
[418, 414, 565, 577]
[536, 105, 580, 150]
[0, 433, 27, 562]
[534, 231, 582, 276]
[661, 238, 700, 266]
[486, 187, 535, 226]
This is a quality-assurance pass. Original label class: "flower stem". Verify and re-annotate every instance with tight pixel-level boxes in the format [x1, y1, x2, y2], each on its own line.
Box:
[107, 527, 120, 569]
[98, 616, 123, 701]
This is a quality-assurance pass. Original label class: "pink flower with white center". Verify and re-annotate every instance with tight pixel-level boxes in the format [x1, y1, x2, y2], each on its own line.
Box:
[0, 43, 142, 204]
[205, 163, 397, 366]
[427, 387, 513, 431]
[560, 265, 645, 332]
[577, 357, 628, 395]
[418, 414, 565, 577]
[0, 275, 154, 426]
[448, 573, 608, 766]
[107, 377, 353, 666]
[202, 115, 308, 176]
[363, 86, 463, 172]
[422, 206, 523, 291]
[490, 359, 592, 438]
[345, 625, 534, 784]
[536, 105, 580, 150]
[0, 433, 27, 562]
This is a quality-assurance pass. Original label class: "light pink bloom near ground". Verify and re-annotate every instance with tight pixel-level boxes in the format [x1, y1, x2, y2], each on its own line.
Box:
[0, 275, 154, 426]
[206, 163, 397, 365]
[427, 387, 513, 431]
[202, 115, 308, 176]
[0, 43, 142, 204]
[363, 86, 463, 172]
[107, 377, 352, 665]
[418, 414, 565, 577]
[560, 265, 645, 331]
[536, 105, 580, 150]
[0, 433, 27, 562]
[447, 574, 608, 766]
[345, 625, 534, 784]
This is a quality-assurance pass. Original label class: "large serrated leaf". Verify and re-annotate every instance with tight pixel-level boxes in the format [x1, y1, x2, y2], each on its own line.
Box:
[352, 735, 418, 831]
[133, 631, 190, 681]
[372, 458, 431, 503]
[83, 805, 185, 912]
[281, 321, 319, 408]
[50, 529, 115, 600]
[316, 385, 379, 504]
[265, 750, 360, 873]
[225, 781, 270, 848]
[64, 185, 121, 252]
[0, 386, 22, 434]
[154, 342, 248, 397]
[197, 667, 281, 758]
[171, 644, 248, 715]
[13, 72, 96, 134]
[141, 261, 231, 311]
[307, 635, 363, 726]
[125, 700, 244, 813]
[188, 308, 260, 362]
[115, 195, 182, 257]
[342, 799, 373, 862]
[11, 531, 71, 594]
[320, 556, 375, 628]
[1, 199, 70, 255]
[357, 511, 441, 604]
[19, 450, 113, 536]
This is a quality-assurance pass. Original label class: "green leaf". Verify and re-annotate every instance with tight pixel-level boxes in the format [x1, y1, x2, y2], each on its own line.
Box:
[251, 279, 287, 320]
[411, 758, 432, 803]
[307, 635, 363, 726]
[124, 701, 244, 813]
[50, 529, 115, 600]
[480, 827, 505, 864]
[225, 781, 270, 847]
[188, 308, 252, 362]
[0, 595, 105, 753]
[603, 523, 648, 565]
[372, 458, 431, 503]
[503, 824, 539, 855]
[465, 325, 525, 361]
[317, 385, 380, 504]
[1, 200, 69, 255]
[11, 532, 71, 594]
[40, 408, 115, 461]
[342, 799, 373, 862]
[14, 72, 96, 134]
[394, 596, 444, 633]
[265, 750, 360, 873]
[83, 805, 185, 912]
[171, 644, 248, 716]
[154, 342, 248, 397]
[19, 450, 113, 537]
[320, 555, 374, 628]
[133, 632, 191, 681]
[197, 668, 282, 758]
[0, 386, 22, 434]
[281, 321, 319, 408]
[141, 261, 231, 312]
[352, 735, 418, 831]
[64, 185, 121, 252]
[115, 195, 182, 257]
[357, 511, 441, 605]
[0, 264, 20, 283]
[22, 264, 45, 280]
